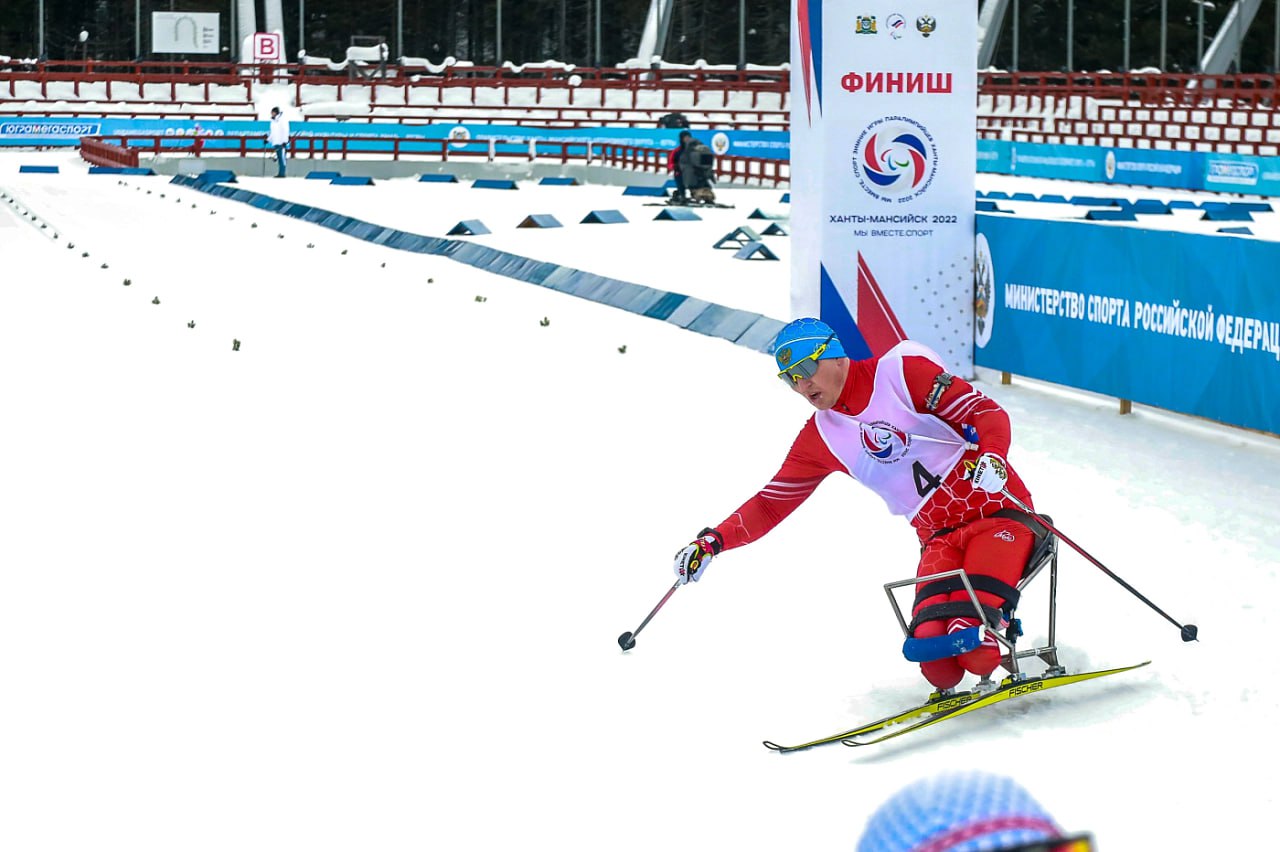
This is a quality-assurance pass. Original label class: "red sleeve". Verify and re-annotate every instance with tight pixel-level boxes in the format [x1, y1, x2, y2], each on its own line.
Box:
[901, 355, 1011, 457]
[709, 419, 842, 551]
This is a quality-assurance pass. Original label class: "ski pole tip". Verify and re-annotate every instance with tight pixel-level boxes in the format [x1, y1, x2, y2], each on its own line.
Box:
[1181, 624, 1199, 642]
[617, 631, 636, 651]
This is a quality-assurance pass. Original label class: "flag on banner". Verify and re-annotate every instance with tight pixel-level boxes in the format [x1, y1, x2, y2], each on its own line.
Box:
[790, 1, 977, 374]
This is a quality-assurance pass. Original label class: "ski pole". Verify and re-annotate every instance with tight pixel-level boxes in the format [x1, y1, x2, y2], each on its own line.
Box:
[617, 580, 682, 651]
[1001, 490, 1198, 642]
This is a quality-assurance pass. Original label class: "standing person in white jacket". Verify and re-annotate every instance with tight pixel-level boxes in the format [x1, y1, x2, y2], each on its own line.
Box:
[267, 106, 290, 178]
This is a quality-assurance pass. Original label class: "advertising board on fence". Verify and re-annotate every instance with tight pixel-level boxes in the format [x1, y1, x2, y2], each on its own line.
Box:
[0, 116, 789, 160]
[975, 213, 1280, 435]
[978, 139, 1280, 197]
[791, 0, 977, 375]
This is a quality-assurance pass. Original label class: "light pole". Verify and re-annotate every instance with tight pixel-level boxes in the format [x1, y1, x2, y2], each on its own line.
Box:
[1065, 0, 1074, 72]
[1123, 0, 1131, 72]
[1160, 0, 1167, 71]
[1197, 0, 1206, 72]
[79, 29, 89, 65]
[1012, 0, 1020, 72]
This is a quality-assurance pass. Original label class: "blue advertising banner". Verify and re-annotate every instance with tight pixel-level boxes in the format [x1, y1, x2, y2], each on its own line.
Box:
[0, 116, 789, 159]
[977, 138, 1280, 197]
[974, 213, 1280, 434]
[1200, 151, 1280, 196]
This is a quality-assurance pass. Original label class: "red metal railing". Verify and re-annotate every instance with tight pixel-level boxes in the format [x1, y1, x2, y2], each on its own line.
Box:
[0, 60, 256, 100]
[302, 104, 789, 131]
[0, 105, 258, 121]
[9, 62, 1280, 111]
[79, 135, 139, 167]
[76, 133, 790, 186]
[292, 65, 788, 110]
[978, 93, 1280, 155]
[0, 59, 789, 109]
[978, 70, 1280, 109]
[20, 64, 1280, 155]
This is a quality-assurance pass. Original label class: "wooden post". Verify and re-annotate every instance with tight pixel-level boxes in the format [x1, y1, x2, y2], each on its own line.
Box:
[1119, 399, 1132, 415]
[1001, 371, 1011, 385]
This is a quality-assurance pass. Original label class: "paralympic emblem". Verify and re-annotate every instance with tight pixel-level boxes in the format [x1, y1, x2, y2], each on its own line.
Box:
[852, 116, 938, 203]
[860, 421, 911, 463]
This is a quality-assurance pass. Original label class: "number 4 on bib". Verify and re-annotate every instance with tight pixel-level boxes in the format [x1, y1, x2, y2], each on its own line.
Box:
[912, 461, 942, 497]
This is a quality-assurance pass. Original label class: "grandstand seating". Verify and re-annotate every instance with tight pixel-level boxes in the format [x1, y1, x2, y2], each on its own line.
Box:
[6, 60, 1279, 154]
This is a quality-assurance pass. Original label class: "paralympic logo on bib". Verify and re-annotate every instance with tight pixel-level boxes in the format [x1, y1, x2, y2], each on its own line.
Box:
[861, 421, 911, 463]
[852, 116, 938, 203]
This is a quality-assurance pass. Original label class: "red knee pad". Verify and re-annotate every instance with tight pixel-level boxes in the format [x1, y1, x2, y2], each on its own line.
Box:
[958, 644, 1001, 678]
[920, 657, 965, 690]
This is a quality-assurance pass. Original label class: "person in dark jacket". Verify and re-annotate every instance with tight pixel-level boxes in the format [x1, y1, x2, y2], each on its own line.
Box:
[667, 131, 693, 203]
[668, 131, 717, 204]
[679, 133, 716, 203]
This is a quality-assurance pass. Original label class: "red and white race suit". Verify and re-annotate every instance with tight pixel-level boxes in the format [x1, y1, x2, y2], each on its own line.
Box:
[708, 341, 1038, 688]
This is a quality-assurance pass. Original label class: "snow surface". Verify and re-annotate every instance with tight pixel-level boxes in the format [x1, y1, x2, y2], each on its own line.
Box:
[1, 149, 1278, 851]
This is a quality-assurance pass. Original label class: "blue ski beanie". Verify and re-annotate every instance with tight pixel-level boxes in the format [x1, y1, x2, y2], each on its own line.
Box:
[856, 772, 1063, 852]
[773, 317, 847, 373]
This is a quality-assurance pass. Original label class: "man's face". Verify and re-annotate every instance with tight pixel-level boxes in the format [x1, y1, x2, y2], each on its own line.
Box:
[787, 357, 847, 410]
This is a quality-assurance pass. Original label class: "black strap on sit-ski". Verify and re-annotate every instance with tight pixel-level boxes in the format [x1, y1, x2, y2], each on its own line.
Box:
[906, 601, 1006, 638]
[913, 574, 1021, 612]
[925, 507, 1050, 546]
[911, 507, 1054, 631]
[990, 507, 1050, 540]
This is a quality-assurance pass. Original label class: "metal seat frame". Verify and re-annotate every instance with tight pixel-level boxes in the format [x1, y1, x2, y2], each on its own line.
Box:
[884, 529, 1063, 679]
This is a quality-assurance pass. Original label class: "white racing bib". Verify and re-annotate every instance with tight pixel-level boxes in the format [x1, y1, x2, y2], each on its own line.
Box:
[815, 341, 965, 518]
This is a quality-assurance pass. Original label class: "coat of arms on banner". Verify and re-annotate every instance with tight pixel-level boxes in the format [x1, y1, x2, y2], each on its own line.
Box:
[855, 16, 877, 35]
[916, 16, 937, 37]
[973, 234, 996, 349]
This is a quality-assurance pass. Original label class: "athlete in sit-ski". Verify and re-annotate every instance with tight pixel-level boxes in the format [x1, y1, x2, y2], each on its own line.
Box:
[673, 318, 1038, 692]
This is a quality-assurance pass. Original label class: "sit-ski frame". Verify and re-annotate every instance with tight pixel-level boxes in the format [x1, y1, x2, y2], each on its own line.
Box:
[883, 530, 1063, 678]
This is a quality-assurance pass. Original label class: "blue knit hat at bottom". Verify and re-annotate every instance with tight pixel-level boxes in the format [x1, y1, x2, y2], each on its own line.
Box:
[772, 317, 848, 373]
[856, 772, 1063, 852]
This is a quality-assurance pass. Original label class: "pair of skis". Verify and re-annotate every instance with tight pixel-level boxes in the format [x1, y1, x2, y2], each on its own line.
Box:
[762, 660, 1149, 752]
[643, 200, 736, 209]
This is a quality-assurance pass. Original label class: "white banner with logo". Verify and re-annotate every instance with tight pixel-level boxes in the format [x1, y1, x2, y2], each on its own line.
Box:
[151, 12, 221, 55]
[790, 1, 976, 375]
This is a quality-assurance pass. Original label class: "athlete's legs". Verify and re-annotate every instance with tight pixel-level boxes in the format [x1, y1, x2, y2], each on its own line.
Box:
[951, 517, 1036, 678]
[913, 537, 965, 690]
[911, 517, 1036, 686]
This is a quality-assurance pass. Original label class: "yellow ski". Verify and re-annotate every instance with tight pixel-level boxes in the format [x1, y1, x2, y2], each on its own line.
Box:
[763, 688, 986, 752]
[842, 661, 1151, 748]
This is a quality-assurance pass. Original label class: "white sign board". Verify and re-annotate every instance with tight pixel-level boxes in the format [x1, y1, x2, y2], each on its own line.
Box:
[151, 12, 221, 55]
[790, 2, 977, 375]
[253, 32, 284, 63]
